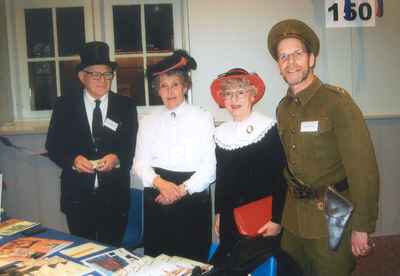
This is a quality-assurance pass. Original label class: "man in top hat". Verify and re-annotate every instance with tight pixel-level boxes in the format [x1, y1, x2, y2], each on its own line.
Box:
[267, 19, 379, 275]
[46, 41, 138, 246]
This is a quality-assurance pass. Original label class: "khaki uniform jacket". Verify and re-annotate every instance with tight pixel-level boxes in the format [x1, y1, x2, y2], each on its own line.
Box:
[276, 77, 379, 238]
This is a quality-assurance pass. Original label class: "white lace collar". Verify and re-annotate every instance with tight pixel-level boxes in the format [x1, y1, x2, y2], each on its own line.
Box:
[215, 111, 276, 150]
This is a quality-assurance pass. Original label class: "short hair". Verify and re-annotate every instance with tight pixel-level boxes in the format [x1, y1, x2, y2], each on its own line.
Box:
[151, 69, 192, 95]
[220, 77, 257, 96]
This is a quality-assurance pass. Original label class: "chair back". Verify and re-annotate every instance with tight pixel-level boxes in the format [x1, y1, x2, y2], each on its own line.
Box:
[122, 188, 143, 249]
[208, 242, 277, 276]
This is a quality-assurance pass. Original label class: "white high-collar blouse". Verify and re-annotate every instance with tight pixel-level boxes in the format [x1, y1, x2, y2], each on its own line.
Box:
[133, 102, 216, 194]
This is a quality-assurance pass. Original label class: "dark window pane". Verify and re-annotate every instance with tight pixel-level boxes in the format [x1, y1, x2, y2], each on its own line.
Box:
[147, 56, 165, 106]
[57, 7, 85, 56]
[113, 5, 142, 54]
[25, 9, 54, 58]
[60, 60, 81, 97]
[116, 57, 145, 105]
[28, 62, 57, 110]
[145, 4, 174, 52]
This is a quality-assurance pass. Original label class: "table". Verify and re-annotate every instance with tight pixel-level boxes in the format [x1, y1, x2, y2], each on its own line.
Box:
[0, 226, 114, 275]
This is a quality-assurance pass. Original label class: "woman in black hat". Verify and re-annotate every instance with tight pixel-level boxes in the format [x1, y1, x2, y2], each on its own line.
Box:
[133, 50, 215, 262]
[209, 68, 287, 275]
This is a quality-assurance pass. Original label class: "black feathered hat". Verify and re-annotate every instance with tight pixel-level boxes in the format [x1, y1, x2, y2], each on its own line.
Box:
[146, 49, 197, 78]
[76, 41, 117, 72]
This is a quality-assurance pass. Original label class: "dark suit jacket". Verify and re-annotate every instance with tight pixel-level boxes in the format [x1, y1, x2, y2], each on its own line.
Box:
[45, 91, 138, 214]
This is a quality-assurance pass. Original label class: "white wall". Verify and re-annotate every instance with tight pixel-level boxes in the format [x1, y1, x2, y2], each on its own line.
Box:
[186, 0, 400, 120]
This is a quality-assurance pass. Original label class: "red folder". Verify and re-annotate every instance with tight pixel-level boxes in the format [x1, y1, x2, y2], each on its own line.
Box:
[233, 196, 272, 237]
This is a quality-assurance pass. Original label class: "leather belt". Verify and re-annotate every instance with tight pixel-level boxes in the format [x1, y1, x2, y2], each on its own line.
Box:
[286, 167, 348, 200]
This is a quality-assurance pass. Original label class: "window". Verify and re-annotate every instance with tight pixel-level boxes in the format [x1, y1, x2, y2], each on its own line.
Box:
[7, 0, 186, 120]
[104, 0, 185, 111]
[11, 0, 94, 119]
[25, 7, 85, 110]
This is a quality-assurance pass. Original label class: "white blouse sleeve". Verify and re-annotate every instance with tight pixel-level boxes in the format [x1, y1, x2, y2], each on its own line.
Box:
[133, 116, 158, 187]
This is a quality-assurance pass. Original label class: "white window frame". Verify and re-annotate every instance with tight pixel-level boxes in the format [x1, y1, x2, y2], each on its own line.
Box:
[6, 0, 188, 121]
[9, 0, 94, 120]
[103, 0, 189, 115]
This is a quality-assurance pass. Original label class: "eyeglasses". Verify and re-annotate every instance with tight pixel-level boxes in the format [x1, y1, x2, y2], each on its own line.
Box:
[83, 70, 114, 80]
[278, 49, 307, 63]
[220, 89, 249, 100]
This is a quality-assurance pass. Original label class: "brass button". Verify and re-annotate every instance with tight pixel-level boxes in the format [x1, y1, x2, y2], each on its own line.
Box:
[291, 144, 296, 150]
[291, 129, 296, 134]
[316, 201, 325, 211]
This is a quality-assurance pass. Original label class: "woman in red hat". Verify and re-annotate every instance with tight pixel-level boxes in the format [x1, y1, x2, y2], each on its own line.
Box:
[209, 68, 287, 275]
[133, 50, 215, 262]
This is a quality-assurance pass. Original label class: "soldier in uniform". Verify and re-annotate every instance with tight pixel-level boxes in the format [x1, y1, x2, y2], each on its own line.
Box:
[266, 19, 379, 275]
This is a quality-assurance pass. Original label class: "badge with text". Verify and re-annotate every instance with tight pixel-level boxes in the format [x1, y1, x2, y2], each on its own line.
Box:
[301, 121, 319, 132]
[104, 118, 118, 131]
[325, 0, 376, 28]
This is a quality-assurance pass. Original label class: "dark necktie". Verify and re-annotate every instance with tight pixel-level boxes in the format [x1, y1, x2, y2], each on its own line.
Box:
[92, 99, 102, 146]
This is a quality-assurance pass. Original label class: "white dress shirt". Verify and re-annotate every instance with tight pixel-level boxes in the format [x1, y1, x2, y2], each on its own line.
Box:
[83, 91, 108, 132]
[83, 91, 108, 188]
[133, 102, 216, 194]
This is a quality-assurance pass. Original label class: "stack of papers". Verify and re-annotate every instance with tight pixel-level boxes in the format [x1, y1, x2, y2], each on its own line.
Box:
[126, 254, 212, 276]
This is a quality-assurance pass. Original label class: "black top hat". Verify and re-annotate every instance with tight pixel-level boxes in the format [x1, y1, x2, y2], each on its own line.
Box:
[76, 41, 118, 72]
[146, 49, 197, 78]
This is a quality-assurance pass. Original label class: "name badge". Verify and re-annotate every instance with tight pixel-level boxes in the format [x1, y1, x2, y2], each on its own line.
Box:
[104, 118, 118, 131]
[300, 121, 319, 132]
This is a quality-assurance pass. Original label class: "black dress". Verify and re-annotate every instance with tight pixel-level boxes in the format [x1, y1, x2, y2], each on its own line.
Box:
[144, 168, 211, 262]
[210, 112, 287, 275]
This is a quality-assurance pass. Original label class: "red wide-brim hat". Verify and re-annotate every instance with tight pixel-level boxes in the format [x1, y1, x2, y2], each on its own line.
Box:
[210, 68, 266, 108]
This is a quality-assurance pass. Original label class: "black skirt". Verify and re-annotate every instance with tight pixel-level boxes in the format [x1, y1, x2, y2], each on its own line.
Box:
[144, 167, 211, 262]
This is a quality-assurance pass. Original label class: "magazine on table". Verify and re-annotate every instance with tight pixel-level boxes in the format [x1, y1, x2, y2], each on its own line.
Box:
[81, 248, 143, 275]
[0, 219, 40, 236]
[0, 255, 94, 276]
[0, 236, 73, 270]
[60, 242, 107, 259]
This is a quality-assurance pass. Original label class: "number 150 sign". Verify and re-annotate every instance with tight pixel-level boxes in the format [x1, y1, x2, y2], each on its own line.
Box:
[325, 0, 376, 28]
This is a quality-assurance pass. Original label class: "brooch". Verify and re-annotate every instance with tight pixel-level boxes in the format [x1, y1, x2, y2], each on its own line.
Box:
[246, 125, 254, 134]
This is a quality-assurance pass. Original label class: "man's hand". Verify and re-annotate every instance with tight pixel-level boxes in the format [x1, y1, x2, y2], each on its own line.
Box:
[97, 154, 119, 172]
[74, 155, 95, 173]
[257, 221, 282, 237]
[352, 231, 373, 256]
